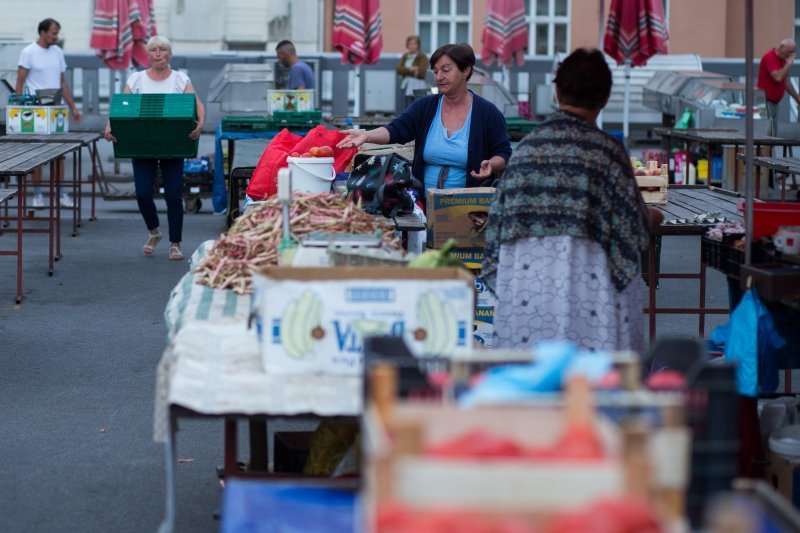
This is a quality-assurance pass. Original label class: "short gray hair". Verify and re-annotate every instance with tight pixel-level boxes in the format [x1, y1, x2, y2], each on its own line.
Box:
[146, 35, 172, 53]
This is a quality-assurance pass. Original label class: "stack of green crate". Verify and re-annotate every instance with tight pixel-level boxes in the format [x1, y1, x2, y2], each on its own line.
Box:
[267, 110, 322, 132]
[109, 93, 198, 158]
[505, 117, 538, 141]
[221, 115, 271, 133]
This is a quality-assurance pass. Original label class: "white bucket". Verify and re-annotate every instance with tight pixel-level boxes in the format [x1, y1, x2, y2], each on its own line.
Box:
[769, 425, 800, 460]
[286, 157, 335, 194]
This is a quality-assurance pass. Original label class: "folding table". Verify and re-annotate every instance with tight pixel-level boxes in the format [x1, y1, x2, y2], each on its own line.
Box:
[0, 188, 22, 303]
[0, 141, 82, 276]
[644, 185, 744, 340]
[0, 132, 104, 236]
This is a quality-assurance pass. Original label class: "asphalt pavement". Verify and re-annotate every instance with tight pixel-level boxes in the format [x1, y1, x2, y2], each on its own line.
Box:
[0, 137, 733, 532]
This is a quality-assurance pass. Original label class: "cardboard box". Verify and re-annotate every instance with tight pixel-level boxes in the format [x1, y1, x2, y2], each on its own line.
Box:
[450, 248, 484, 270]
[767, 450, 800, 507]
[474, 276, 497, 308]
[267, 89, 314, 113]
[474, 305, 495, 349]
[6, 105, 69, 134]
[426, 187, 495, 249]
[253, 267, 474, 375]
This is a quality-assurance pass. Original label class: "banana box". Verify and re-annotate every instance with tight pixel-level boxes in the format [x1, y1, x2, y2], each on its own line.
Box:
[473, 306, 495, 349]
[426, 187, 495, 249]
[253, 267, 475, 375]
[6, 105, 69, 134]
[451, 248, 484, 269]
[474, 276, 497, 308]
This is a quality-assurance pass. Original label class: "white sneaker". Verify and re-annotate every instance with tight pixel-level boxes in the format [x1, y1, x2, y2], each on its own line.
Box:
[61, 193, 74, 208]
[32, 194, 45, 209]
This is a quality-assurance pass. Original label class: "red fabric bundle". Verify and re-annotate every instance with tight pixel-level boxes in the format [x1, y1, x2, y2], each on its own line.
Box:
[245, 126, 357, 200]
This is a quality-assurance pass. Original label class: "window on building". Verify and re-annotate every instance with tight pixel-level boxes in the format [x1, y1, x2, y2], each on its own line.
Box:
[524, 0, 569, 57]
[417, 0, 471, 55]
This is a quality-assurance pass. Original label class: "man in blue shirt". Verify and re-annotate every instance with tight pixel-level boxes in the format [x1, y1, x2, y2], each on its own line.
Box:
[275, 40, 315, 90]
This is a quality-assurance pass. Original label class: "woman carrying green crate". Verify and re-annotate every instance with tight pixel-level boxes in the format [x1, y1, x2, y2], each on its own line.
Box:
[104, 35, 205, 261]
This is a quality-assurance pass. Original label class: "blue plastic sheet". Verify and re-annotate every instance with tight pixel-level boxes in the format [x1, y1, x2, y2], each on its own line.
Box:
[459, 341, 613, 407]
[221, 479, 356, 533]
[711, 289, 785, 397]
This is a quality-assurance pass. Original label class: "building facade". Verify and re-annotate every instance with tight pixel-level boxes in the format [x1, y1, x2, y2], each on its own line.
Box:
[0, 1, 796, 61]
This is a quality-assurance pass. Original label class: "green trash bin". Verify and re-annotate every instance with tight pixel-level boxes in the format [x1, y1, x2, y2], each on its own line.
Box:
[109, 93, 199, 159]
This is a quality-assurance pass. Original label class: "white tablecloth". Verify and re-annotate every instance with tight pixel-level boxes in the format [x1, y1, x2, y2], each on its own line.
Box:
[153, 320, 362, 442]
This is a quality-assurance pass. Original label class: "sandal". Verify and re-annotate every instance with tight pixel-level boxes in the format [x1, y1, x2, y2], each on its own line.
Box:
[169, 244, 184, 261]
[143, 232, 163, 255]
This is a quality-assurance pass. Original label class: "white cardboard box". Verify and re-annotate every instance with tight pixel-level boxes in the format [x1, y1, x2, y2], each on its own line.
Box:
[473, 306, 495, 349]
[253, 267, 474, 375]
[6, 105, 69, 134]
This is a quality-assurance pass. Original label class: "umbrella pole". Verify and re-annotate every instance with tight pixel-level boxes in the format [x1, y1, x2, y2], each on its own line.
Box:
[353, 64, 361, 118]
[502, 65, 510, 91]
[623, 59, 631, 144]
[597, 0, 605, 130]
[744, 0, 754, 266]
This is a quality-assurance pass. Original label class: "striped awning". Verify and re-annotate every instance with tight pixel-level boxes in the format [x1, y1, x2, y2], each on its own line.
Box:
[481, 0, 529, 67]
[90, 0, 157, 70]
[332, 0, 383, 65]
[603, 0, 669, 66]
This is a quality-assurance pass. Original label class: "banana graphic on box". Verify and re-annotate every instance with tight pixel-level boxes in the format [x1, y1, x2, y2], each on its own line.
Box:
[280, 290, 323, 358]
[416, 291, 458, 356]
[351, 319, 389, 337]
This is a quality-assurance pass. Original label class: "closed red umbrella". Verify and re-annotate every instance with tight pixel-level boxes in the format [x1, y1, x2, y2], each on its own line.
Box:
[91, 0, 157, 70]
[480, 0, 528, 68]
[332, 0, 383, 116]
[603, 0, 668, 141]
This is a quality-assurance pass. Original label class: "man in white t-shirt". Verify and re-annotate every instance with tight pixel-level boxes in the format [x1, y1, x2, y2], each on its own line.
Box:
[15, 18, 82, 208]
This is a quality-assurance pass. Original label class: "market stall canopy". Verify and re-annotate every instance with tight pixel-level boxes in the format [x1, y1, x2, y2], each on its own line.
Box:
[332, 0, 383, 65]
[90, 0, 157, 70]
[603, 0, 669, 142]
[480, 0, 529, 67]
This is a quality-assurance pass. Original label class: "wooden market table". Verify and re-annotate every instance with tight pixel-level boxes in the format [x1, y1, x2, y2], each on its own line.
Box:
[653, 127, 800, 194]
[734, 154, 800, 201]
[0, 141, 81, 278]
[644, 185, 744, 340]
[0, 188, 22, 303]
[0, 132, 105, 236]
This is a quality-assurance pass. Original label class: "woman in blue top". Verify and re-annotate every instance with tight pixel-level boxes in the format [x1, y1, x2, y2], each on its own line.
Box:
[337, 43, 511, 192]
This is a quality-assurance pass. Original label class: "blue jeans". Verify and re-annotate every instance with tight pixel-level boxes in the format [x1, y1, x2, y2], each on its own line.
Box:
[131, 158, 184, 243]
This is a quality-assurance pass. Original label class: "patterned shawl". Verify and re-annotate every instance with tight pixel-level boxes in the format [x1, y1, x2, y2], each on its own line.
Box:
[482, 110, 650, 292]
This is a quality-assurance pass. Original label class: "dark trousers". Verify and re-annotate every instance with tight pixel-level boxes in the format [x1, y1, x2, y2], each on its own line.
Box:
[132, 158, 184, 243]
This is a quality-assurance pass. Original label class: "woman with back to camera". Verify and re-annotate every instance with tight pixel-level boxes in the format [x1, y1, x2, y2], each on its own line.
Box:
[482, 48, 663, 353]
[395, 35, 429, 108]
[338, 43, 511, 194]
[104, 35, 205, 261]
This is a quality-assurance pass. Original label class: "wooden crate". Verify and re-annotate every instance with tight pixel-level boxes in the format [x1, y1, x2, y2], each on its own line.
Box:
[635, 162, 669, 204]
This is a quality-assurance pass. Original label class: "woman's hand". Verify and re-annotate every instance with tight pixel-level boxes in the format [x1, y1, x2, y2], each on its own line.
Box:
[470, 160, 494, 180]
[336, 129, 368, 150]
[189, 119, 203, 140]
[104, 122, 116, 143]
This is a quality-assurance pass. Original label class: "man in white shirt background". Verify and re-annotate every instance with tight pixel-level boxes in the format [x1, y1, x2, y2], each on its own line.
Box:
[15, 18, 82, 208]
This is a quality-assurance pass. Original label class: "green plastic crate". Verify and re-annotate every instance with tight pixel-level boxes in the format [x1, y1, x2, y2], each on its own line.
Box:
[109, 93, 198, 158]
[221, 115, 270, 133]
[268, 110, 322, 131]
[505, 117, 538, 141]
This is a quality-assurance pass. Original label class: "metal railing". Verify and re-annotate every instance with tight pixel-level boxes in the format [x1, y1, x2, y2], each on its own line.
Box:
[60, 52, 797, 133]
